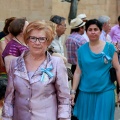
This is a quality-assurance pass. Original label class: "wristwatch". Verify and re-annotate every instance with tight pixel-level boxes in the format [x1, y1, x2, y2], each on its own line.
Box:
[70, 90, 76, 94]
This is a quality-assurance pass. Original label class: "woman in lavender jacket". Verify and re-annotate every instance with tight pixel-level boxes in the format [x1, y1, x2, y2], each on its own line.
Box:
[2, 21, 71, 120]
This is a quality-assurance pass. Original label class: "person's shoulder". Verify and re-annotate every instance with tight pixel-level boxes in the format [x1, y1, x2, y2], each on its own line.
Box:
[4, 40, 14, 48]
[111, 24, 119, 30]
[7, 40, 19, 47]
[7, 39, 15, 44]
[51, 55, 64, 64]
[78, 42, 88, 49]
[106, 42, 116, 50]
[51, 55, 62, 60]
[77, 42, 88, 53]
[106, 42, 114, 46]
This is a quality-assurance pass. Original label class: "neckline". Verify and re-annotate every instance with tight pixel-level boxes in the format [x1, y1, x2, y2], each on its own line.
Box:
[88, 42, 107, 55]
[14, 37, 27, 47]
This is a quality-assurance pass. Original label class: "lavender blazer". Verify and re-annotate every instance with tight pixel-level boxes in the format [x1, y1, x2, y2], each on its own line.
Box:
[2, 51, 71, 120]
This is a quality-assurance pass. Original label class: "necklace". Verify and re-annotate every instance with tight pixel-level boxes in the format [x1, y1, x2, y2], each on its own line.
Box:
[15, 37, 27, 46]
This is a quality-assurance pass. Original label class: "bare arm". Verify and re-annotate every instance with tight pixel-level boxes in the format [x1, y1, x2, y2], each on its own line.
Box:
[71, 62, 81, 106]
[0, 40, 7, 53]
[112, 52, 120, 86]
[4, 55, 17, 73]
[72, 62, 81, 91]
[112, 52, 120, 101]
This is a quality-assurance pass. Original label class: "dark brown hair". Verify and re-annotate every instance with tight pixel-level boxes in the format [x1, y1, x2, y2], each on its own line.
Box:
[9, 17, 27, 37]
[3, 17, 16, 34]
[85, 19, 102, 32]
[50, 15, 65, 25]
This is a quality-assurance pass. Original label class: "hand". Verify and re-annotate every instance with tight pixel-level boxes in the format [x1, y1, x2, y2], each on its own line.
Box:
[71, 94, 75, 106]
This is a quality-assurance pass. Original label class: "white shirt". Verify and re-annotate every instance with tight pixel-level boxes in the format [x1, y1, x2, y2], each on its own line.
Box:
[82, 31, 89, 42]
[50, 35, 64, 56]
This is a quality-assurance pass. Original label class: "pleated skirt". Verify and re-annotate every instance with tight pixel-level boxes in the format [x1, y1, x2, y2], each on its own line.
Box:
[73, 90, 115, 120]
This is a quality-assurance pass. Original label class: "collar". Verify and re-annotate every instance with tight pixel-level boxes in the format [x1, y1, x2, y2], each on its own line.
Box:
[102, 30, 107, 36]
[14, 50, 53, 81]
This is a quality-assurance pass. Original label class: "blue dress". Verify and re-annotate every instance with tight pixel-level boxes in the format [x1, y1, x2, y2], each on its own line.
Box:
[73, 42, 116, 120]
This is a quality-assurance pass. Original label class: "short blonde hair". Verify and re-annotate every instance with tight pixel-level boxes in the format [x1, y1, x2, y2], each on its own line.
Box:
[24, 20, 55, 45]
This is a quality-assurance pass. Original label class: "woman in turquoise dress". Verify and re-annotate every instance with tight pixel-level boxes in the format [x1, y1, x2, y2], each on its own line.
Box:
[71, 19, 120, 120]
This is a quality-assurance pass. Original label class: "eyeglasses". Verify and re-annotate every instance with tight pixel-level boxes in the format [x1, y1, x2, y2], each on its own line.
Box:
[28, 36, 48, 43]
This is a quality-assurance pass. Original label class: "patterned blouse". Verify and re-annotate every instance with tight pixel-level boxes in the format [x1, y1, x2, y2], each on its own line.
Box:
[2, 39, 28, 59]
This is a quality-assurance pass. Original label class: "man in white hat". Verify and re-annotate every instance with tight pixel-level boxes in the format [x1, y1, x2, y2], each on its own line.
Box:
[77, 14, 87, 21]
[77, 13, 89, 42]
[66, 18, 87, 74]
[65, 18, 87, 120]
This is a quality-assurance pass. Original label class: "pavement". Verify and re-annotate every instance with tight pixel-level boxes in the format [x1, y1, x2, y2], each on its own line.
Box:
[115, 107, 120, 120]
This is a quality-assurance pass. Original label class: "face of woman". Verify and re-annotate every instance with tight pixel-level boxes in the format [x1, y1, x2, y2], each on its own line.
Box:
[86, 24, 101, 41]
[27, 29, 48, 55]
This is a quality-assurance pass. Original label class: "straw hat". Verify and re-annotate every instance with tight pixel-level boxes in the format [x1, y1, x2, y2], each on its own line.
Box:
[70, 18, 85, 29]
[77, 14, 87, 20]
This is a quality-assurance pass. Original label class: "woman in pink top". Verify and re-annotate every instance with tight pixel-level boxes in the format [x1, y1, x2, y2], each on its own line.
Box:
[0, 17, 16, 75]
[2, 18, 29, 73]
[2, 21, 71, 120]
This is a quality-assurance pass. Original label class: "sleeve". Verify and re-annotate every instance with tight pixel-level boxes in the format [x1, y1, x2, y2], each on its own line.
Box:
[2, 60, 15, 120]
[78, 37, 87, 47]
[2, 41, 19, 58]
[55, 58, 71, 119]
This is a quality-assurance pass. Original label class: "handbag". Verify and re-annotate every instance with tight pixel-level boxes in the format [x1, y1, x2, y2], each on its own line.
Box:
[67, 68, 73, 81]
[108, 44, 117, 82]
[109, 67, 117, 82]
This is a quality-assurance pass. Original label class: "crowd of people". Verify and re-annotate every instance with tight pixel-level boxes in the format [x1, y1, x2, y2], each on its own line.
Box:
[0, 14, 120, 120]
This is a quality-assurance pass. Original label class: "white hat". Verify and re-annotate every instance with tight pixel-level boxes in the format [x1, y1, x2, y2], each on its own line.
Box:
[70, 18, 85, 29]
[77, 14, 87, 20]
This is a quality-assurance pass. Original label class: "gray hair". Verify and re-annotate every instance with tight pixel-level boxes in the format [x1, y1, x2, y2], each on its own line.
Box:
[98, 15, 110, 26]
[50, 15, 66, 25]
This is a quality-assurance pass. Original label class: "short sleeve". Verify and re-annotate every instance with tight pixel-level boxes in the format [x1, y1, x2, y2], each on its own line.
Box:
[2, 41, 19, 59]
[109, 43, 117, 59]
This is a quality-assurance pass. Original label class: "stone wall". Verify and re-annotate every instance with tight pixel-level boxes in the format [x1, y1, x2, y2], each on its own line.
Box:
[0, 0, 52, 30]
[77, 0, 120, 26]
[0, 0, 120, 31]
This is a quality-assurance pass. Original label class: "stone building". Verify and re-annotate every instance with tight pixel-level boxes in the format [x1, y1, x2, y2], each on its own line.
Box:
[0, 0, 120, 33]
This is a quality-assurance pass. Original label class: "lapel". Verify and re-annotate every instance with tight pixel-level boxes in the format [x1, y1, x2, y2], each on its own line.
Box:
[13, 51, 54, 83]
[14, 51, 29, 81]
[33, 52, 53, 77]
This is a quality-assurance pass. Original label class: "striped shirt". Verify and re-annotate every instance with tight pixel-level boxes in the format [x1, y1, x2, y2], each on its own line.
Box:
[65, 32, 87, 65]
[2, 39, 28, 59]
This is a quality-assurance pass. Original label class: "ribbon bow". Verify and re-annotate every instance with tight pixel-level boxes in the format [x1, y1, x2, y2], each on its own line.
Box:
[40, 65, 54, 82]
[101, 52, 112, 64]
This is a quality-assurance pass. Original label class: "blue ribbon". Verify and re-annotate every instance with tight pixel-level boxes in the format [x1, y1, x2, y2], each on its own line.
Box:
[101, 52, 112, 63]
[40, 65, 54, 82]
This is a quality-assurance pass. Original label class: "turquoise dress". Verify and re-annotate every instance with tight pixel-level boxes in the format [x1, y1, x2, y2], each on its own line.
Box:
[73, 42, 116, 120]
